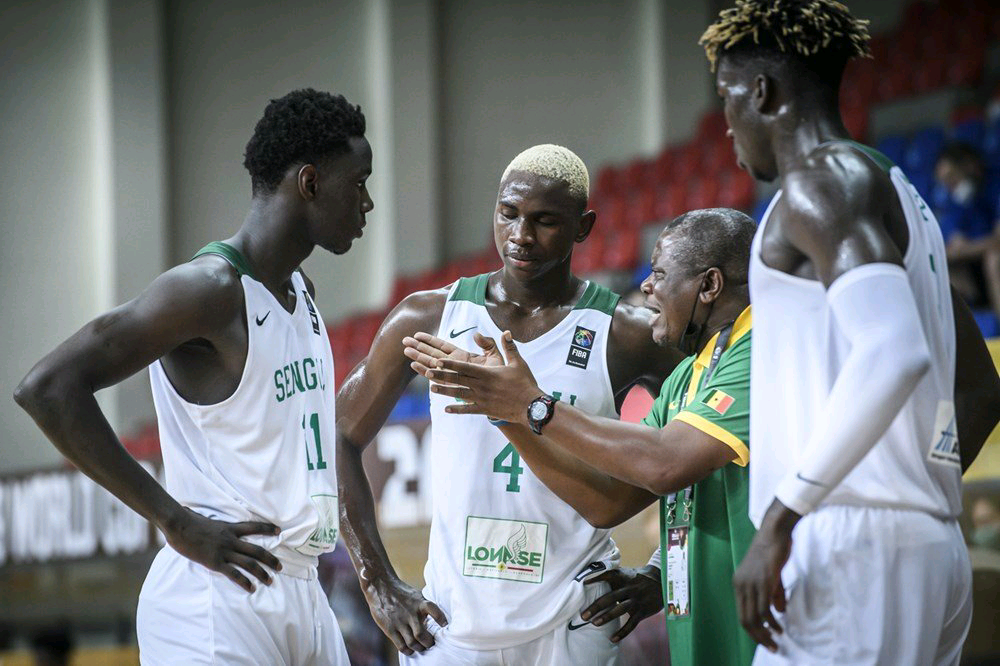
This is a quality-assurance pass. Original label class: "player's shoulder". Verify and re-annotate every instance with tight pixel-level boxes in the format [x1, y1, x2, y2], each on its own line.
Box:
[382, 286, 451, 337]
[131, 254, 245, 334]
[609, 300, 654, 349]
[784, 143, 889, 215]
[165, 254, 244, 310]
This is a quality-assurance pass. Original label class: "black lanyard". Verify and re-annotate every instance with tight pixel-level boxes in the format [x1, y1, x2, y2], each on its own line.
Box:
[665, 321, 735, 523]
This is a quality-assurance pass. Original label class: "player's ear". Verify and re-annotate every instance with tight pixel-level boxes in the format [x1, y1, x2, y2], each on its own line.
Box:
[700, 267, 725, 304]
[297, 164, 318, 200]
[575, 210, 597, 243]
[752, 73, 775, 114]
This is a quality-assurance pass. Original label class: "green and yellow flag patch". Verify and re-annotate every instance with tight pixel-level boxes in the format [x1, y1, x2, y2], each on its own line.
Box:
[704, 390, 735, 415]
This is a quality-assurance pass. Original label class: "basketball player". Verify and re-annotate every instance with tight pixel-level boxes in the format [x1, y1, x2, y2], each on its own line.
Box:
[14, 89, 370, 664]
[699, 2, 1000, 663]
[405, 209, 760, 666]
[336, 144, 680, 664]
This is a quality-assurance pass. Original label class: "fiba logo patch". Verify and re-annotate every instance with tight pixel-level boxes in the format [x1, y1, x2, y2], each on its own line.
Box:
[566, 326, 596, 369]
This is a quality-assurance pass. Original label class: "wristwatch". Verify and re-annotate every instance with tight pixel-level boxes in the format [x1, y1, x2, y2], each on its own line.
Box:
[526, 394, 557, 435]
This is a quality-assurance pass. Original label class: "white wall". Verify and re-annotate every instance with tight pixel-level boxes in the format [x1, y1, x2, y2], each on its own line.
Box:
[0, 0, 117, 472]
[437, 0, 651, 257]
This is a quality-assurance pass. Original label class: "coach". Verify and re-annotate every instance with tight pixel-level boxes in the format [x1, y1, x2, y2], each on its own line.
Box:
[405, 207, 758, 666]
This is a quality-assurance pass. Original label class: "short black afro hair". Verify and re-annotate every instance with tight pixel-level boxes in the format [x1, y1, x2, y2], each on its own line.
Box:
[243, 88, 366, 195]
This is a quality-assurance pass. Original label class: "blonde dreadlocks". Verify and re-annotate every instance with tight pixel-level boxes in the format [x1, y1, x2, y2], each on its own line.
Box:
[700, 0, 871, 73]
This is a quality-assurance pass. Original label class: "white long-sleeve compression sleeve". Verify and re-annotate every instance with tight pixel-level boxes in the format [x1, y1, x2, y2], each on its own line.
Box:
[773, 263, 932, 516]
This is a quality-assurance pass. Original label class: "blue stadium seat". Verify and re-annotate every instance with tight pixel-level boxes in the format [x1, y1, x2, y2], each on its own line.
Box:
[904, 126, 945, 173]
[952, 118, 986, 149]
[875, 135, 908, 168]
[751, 199, 771, 223]
[908, 166, 936, 201]
[972, 309, 1000, 338]
[982, 120, 1000, 170]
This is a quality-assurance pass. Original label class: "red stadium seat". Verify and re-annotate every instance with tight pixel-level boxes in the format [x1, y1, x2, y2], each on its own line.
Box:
[718, 169, 755, 212]
[686, 176, 720, 212]
[624, 185, 658, 229]
[655, 183, 687, 221]
[594, 166, 621, 197]
[603, 227, 639, 271]
[573, 232, 605, 274]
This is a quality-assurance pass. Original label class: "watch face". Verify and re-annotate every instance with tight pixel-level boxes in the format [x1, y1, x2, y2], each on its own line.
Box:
[529, 401, 549, 421]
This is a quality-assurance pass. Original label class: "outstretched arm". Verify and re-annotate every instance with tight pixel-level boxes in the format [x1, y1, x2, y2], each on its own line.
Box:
[405, 332, 738, 497]
[403, 332, 658, 527]
[14, 259, 282, 592]
[336, 290, 449, 656]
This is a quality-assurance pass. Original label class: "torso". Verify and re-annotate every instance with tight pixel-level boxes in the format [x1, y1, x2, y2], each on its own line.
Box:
[149, 245, 339, 573]
[423, 273, 622, 649]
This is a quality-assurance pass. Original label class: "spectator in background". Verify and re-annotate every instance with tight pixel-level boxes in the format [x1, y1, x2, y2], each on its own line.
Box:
[970, 496, 1000, 552]
[934, 142, 1000, 320]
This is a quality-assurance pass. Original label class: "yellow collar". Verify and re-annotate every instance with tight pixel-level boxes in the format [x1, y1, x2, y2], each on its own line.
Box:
[692, 305, 752, 369]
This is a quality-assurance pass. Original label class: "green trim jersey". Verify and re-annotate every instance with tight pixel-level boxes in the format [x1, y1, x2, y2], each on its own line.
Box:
[642, 306, 756, 666]
[148, 242, 339, 576]
[425, 274, 622, 650]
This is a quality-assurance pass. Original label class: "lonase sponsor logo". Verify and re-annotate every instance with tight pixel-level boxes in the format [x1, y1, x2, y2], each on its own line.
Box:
[465, 524, 542, 573]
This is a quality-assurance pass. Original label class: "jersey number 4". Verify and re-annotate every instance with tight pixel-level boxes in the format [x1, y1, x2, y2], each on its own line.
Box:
[493, 442, 524, 492]
[303, 412, 327, 471]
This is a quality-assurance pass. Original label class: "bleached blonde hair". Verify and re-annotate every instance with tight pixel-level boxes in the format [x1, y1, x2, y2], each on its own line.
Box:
[501, 144, 589, 202]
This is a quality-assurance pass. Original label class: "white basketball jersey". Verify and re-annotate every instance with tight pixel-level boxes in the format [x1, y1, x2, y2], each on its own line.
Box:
[424, 274, 622, 650]
[748, 143, 961, 525]
[149, 244, 339, 574]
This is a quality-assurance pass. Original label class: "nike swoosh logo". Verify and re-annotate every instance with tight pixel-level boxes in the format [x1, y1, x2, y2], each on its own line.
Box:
[255, 311, 270, 326]
[449, 326, 476, 338]
[796, 472, 827, 488]
[567, 620, 591, 631]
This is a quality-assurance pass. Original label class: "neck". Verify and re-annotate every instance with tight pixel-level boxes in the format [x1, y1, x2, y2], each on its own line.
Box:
[229, 194, 313, 289]
[694, 294, 748, 352]
[772, 104, 849, 178]
[494, 258, 581, 311]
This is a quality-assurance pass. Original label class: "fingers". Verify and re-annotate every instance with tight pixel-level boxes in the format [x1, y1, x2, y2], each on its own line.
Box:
[392, 624, 416, 657]
[231, 538, 283, 572]
[771, 574, 787, 615]
[403, 336, 454, 362]
[590, 598, 631, 626]
[220, 564, 255, 593]
[499, 331, 523, 365]
[444, 402, 488, 416]
[430, 384, 472, 401]
[473, 333, 501, 355]
[412, 331, 459, 355]
[408, 615, 435, 652]
[611, 614, 642, 643]
[231, 521, 280, 537]
[423, 601, 449, 628]
[226, 552, 273, 585]
[402, 345, 438, 369]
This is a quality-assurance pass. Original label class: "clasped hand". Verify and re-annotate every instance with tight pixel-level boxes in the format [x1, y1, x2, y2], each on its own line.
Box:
[402, 330, 540, 424]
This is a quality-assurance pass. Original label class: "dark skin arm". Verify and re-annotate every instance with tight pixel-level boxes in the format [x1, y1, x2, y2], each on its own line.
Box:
[403, 301, 682, 529]
[404, 331, 661, 528]
[735, 145, 934, 650]
[406, 331, 737, 497]
[336, 289, 449, 657]
[13, 257, 282, 592]
[952, 285, 1000, 471]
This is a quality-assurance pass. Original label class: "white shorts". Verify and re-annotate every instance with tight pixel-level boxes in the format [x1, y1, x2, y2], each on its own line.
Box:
[754, 505, 972, 666]
[399, 579, 621, 666]
[137, 546, 349, 665]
